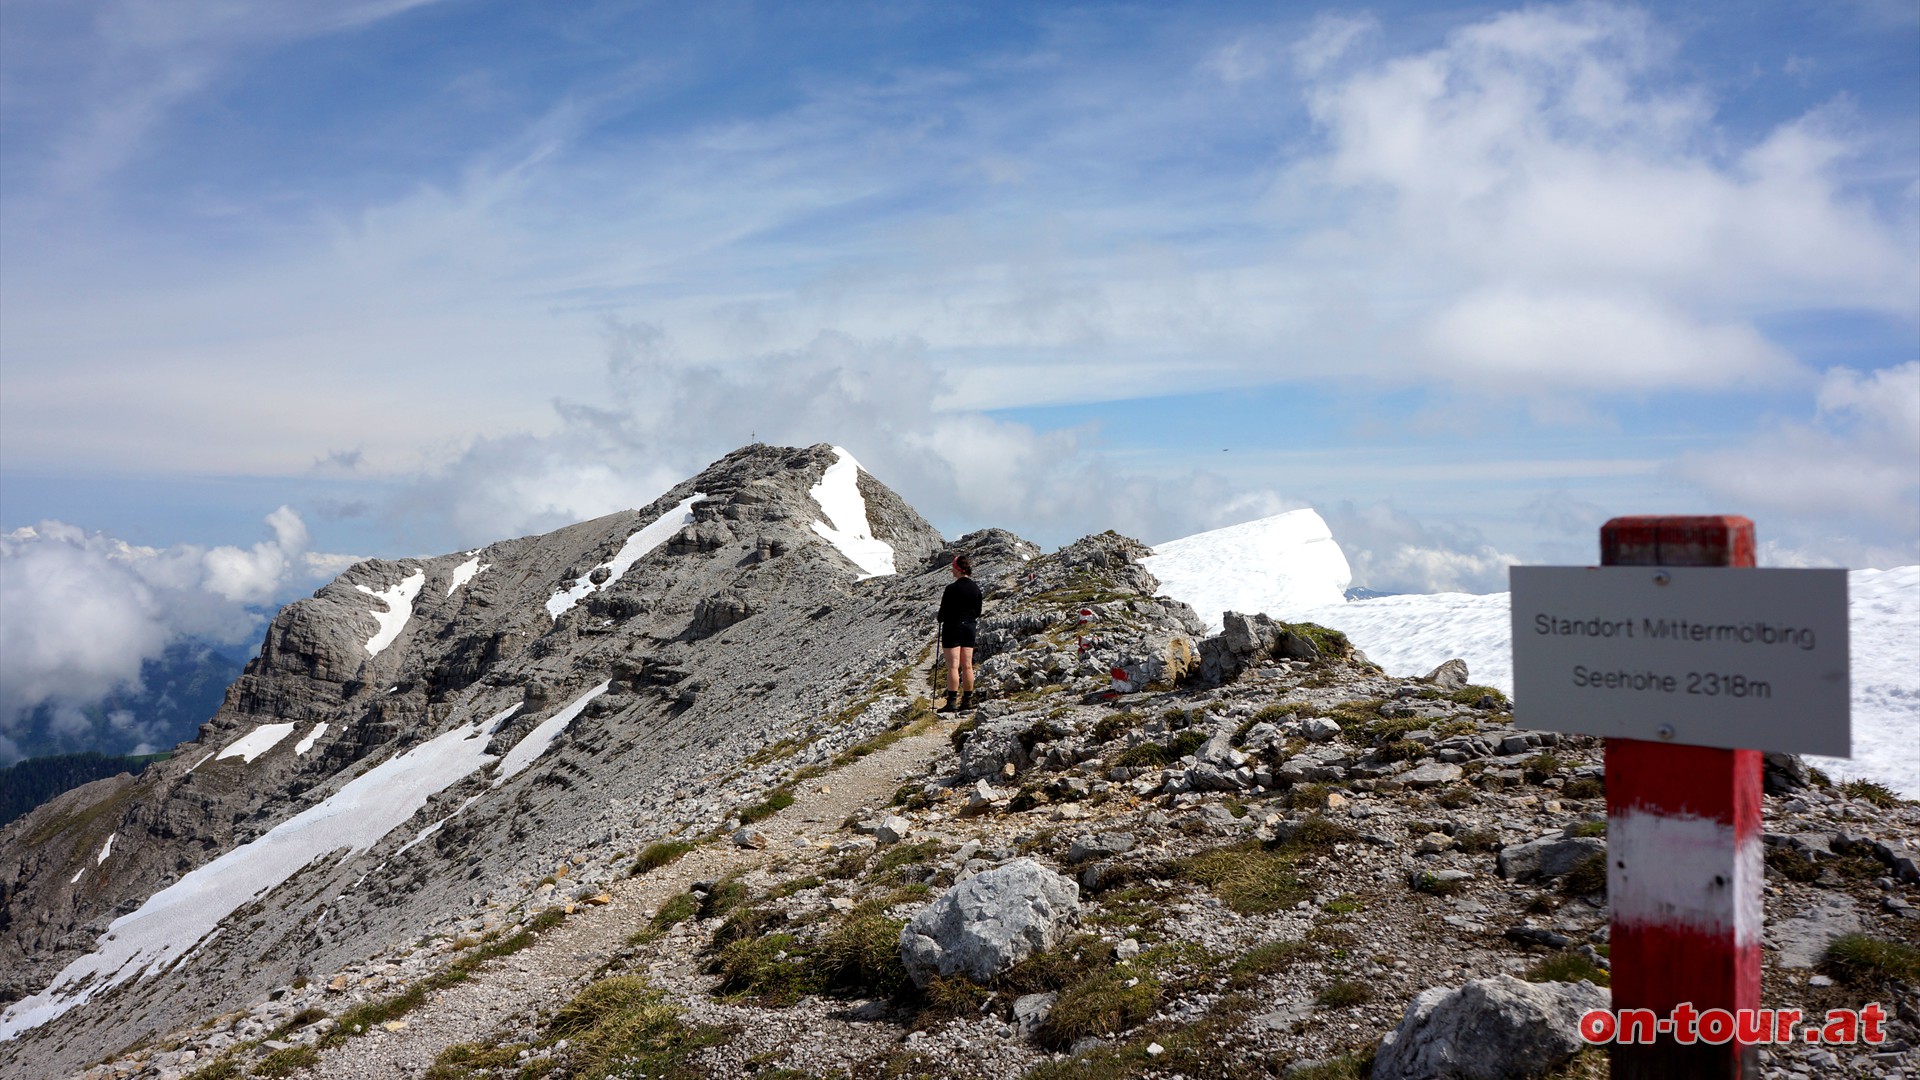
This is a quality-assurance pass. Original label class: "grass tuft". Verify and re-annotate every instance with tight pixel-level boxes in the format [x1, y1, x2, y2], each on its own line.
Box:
[1315, 980, 1373, 1008]
[1840, 779, 1904, 808]
[1035, 968, 1162, 1049]
[1824, 933, 1920, 988]
[1559, 852, 1608, 898]
[1525, 951, 1611, 986]
[252, 1046, 319, 1077]
[549, 975, 727, 1079]
[1175, 841, 1308, 915]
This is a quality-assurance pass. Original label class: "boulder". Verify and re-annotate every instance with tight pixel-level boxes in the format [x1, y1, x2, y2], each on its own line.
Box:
[1403, 763, 1464, 788]
[1496, 835, 1605, 883]
[1301, 716, 1342, 742]
[900, 859, 1080, 987]
[1373, 975, 1607, 1080]
[1184, 763, 1248, 792]
[1067, 832, 1137, 864]
[1762, 752, 1810, 795]
[1423, 659, 1470, 691]
[1197, 730, 1240, 768]
[1012, 992, 1057, 1040]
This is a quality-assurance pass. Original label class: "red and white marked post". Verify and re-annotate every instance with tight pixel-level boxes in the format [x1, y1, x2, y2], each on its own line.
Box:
[1602, 515, 1763, 1080]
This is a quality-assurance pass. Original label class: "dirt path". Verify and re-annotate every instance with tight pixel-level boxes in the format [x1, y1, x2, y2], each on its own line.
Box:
[309, 713, 961, 1078]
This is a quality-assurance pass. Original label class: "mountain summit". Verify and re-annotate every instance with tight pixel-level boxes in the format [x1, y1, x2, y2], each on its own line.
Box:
[0, 444, 964, 1061]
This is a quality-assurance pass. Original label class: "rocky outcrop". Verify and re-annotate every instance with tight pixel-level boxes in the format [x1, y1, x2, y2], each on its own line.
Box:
[899, 859, 1080, 987]
[1372, 976, 1608, 1080]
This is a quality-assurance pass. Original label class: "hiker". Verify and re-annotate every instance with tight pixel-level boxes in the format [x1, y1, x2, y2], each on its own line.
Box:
[938, 554, 983, 712]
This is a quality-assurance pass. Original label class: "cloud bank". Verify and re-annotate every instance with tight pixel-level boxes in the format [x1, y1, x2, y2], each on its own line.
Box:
[0, 508, 354, 762]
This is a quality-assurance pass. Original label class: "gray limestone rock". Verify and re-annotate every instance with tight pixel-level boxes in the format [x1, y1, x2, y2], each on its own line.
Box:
[1496, 835, 1606, 882]
[1403, 762, 1465, 788]
[1301, 716, 1342, 742]
[1012, 992, 1058, 1040]
[899, 858, 1080, 987]
[1768, 893, 1862, 969]
[1423, 659, 1471, 691]
[1373, 975, 1608, 1080]
[1067, 832, 1137, 864]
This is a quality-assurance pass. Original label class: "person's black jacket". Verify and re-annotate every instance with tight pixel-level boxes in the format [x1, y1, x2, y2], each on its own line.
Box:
[938, 577, 983, 625]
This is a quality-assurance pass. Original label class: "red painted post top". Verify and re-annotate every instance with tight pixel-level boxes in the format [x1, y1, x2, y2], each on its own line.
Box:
[1601, 515, 1755, 569]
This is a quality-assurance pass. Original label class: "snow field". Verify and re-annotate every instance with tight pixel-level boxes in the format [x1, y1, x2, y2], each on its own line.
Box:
[546, 495, 706, 620]
[356, 571, 425, 656]
[1142, 509, 1351, 633]
[809, 446, 896, 580]
[214, 723, 297, 764]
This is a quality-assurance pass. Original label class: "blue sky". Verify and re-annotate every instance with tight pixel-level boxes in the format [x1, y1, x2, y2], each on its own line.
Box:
[1, 1, 1916, 753]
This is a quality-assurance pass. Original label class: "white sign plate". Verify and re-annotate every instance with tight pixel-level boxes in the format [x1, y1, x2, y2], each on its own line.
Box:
[1510, 566, 1849, 756]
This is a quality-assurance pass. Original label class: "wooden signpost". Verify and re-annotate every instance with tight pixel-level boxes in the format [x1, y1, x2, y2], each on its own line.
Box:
[1510, 516, 1852, 1080]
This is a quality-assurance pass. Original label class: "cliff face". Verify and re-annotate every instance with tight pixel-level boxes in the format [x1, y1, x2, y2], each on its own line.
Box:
[0, 443, 962, 1064]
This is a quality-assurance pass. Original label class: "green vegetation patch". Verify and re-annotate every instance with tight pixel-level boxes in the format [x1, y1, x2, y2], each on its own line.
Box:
[630, 839, 695, 876]
[709, 933, 820, 1005]
[252, 1045, 319, 1078]
[872, 839, 944, 883]
[1279, 815, 1360, 853]
[1764, 846, 1823, 883]
[1559, 852, 1608, 897]
[1524, 951, 1611, 987]
[1227, 939, 1316, 989]
[1562, 777, 1605, 800]
[1824, 933, 1920, 989]
[696, 874, 751, 920]
[738, 788, 795, 824]
[814, 905, 912, 999]
[651, 892, 698, 930]
[1841, 779, 1905, 808]
[1315, 980, 1374, 1008]
[548, 976, 728, 1080]
[1035, 967, 1162, 1049]
[184, 1055, 244, 1080]
[1449, 685, 1510, 707]
[1092, 711, 1143, 744]
[1175, 841, 1308, 915]
[1524, 753, 1564, 784]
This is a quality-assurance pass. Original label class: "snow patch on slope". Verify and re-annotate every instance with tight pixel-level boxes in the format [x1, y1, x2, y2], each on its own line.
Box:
[547, 495, 706, 620]
[491, 682, 610, 787]
[214, 723, 296, 764]
[356, 571, 425, 656]
[809, 447, 895, 580]
[1142, 509, 1351, 632]
[447, 556, 488, 596]
[294, 723, 328, 756]
[0, 709, 516, 1040]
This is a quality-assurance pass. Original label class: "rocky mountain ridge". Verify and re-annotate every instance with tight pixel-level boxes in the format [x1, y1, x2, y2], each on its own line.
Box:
[2, 444, 1916, 1080]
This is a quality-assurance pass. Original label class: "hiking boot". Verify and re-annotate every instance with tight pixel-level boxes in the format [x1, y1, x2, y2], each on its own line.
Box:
[940, 691, 959, 713]
[959, 692, 974, 711]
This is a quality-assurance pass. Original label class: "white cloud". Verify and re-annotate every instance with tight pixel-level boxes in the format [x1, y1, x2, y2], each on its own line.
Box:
[1323, 501, 1524, 594]
[0, 508, 356, 744]
[1292, 2, 1917, 391]
[1424, 289, 1798, 389]
[1675, 362, 1920, 540]
[392, 323, 1319, 553]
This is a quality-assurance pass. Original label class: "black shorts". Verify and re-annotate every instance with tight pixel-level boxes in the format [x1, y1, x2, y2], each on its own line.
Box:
[941, 620, 977, 649]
